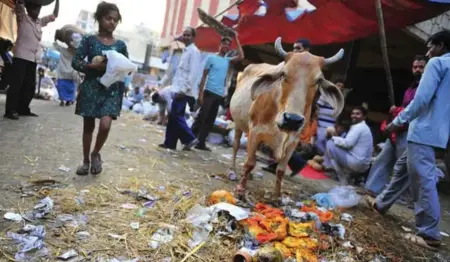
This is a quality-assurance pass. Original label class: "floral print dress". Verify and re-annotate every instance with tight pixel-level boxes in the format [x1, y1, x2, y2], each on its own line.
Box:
[72, 35, 128, 119]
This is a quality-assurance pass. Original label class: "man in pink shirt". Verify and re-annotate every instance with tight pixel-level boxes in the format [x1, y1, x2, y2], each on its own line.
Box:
[4, 0, 59, 120]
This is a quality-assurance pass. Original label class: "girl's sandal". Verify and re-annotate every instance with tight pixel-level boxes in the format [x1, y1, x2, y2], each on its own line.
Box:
[90, 153, 103, 175]
[76, 162, 90, 176]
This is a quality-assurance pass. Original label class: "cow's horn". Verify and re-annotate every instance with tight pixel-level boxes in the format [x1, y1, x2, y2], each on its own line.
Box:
[324, 48, 345, 65]
[274, 37, 288, 58]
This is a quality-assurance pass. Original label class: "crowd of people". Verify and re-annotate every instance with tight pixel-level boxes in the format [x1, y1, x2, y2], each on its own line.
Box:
[1, 0, 449, 253]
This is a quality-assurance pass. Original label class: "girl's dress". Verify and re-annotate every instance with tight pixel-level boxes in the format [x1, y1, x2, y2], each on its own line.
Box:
[72, 35, 128, 119]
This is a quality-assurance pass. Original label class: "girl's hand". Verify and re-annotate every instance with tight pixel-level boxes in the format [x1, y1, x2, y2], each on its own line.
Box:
[88, 62, 106, 72]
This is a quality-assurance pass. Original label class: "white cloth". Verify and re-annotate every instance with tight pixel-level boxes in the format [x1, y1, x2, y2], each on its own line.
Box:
[100, 50, 137, 88]
[53, 41, 76, 80]
[331, 120, 373, 168]
[171, 44, 202, 98]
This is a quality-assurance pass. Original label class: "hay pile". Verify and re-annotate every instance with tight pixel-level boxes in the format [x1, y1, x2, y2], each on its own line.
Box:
[0, 180, 241, 261]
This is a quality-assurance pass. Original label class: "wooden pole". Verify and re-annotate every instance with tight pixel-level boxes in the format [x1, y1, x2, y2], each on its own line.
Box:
[197, 0, 243, 28]
[375, 0, 395, 106]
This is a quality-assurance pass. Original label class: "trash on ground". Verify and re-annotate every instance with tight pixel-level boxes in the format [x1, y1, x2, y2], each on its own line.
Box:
[23, 197, 54, 221]
[7, 225, 48, 262]
[340, 213, 353, 222]
[328, 186, 361, 208]
[149, 224, 178, 249]
[58, 166, 71, 172]
[130, 222, 140, 230]
[4, 212, 23, 222]
[57, 249, 78, 260]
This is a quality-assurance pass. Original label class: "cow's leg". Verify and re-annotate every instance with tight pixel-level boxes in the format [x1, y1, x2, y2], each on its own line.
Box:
[274, 145, 297, 199]
[236, 131, 259, 198]
[230, 129, 243, 176]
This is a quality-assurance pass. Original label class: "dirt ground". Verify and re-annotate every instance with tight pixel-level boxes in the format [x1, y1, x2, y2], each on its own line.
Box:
[1, 95, 450, 261]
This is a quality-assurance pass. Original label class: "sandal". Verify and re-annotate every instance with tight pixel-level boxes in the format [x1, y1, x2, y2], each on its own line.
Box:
[364, 195, 384, 215]
[90, 153, 103, 175]
[76, 162, 90, 176]
[403, 233, 440, 251]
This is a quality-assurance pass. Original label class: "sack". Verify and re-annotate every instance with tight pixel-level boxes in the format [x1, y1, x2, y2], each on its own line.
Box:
[55, 25, 84, 48]
[99, 50, 137, 89]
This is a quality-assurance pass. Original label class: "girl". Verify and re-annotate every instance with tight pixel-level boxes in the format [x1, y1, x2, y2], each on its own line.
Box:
[72, 2, 128, 175]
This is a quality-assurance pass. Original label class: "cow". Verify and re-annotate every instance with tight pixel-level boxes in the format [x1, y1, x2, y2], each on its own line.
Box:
[229, 37, 345, 200]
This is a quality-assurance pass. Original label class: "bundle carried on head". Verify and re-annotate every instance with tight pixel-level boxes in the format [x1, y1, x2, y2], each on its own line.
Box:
[24, 0, 55, 6]
[55, 24, 84, 48]
[197, 8, 235, 38]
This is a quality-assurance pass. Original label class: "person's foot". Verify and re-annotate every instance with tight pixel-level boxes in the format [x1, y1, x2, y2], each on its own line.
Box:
[59, 101, 64, 107]
[4, 111, 19, 120]
[90, 152, 103, 175]
[195, 144, 211, 151]
[262, 163, 277, 174]
[158, 143, 175, 150]
[18, 112, 38, 117]
[76, 162, 90, 176]
[65, 101, 72, 106]
[183, 139, 199, 151]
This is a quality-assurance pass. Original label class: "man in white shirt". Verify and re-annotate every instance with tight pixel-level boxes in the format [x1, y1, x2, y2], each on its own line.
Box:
[159, 27, 201, 150]
[323, 106, 373, 185]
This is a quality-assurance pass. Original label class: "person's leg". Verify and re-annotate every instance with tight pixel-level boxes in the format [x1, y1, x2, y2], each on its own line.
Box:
[18, 61, 37, 116]
[197, 92, 221, 150]
[288, 151, 307, 176]
[4, 58, 27, 119]
[77, 117, 95, 175]
[191, 94, 211, 137]
[172, 96, 197, 148]
[90, 116, 112, 175]
[326, 140, 352, 185]
[56, 79, 64, 106]
[365, 139, 396, 195]
[408, 142, 442, 242]
[162, 97, 187, 149]
[375, 150, 410, 213]
[315, 128, 327, 155]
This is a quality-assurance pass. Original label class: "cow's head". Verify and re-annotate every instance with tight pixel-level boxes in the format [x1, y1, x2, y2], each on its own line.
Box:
[251, 37, 345, 134]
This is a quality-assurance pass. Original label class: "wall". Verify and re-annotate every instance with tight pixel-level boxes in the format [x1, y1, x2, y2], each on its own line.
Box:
[406, 11, 450, 41]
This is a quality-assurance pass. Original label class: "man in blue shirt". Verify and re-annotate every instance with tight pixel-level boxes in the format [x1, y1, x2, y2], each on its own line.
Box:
[191, 34, 244, 151]
[386, 30, 450, 251]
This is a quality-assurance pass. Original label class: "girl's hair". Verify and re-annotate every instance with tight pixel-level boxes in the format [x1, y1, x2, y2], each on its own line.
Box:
[94, 1, 122, 22]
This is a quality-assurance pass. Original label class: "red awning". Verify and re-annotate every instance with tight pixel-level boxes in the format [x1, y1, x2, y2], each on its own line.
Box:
[196, 0, 449, 52]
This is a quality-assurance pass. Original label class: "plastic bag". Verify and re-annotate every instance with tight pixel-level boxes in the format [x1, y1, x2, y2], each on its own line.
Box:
[311, 193, 335, 209]
[132, 103, 143, 114]
[328, 186, 361, 208]
[100, 50, 137, 88]
[207, 133, 224, 145]
[228, 129, 248, 149]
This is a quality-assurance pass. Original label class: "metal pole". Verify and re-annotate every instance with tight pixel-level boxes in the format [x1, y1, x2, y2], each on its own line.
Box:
[375, 0, 395, 106]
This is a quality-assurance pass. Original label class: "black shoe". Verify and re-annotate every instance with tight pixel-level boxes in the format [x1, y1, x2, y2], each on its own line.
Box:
[158, 143, 175, 150]
[18, 112, 38, 117]
[59, 101, 65, 107]
[262, 163, 277, 174]
[4, 111, 19, 120]
[195, 144, 212, 152]
[289, 168, 302, 177]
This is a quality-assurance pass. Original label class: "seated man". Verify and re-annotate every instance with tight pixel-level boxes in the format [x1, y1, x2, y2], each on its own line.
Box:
[129, 86, 144, 104]
[324, 106, 373, 185]
[308, 117, 351, 170]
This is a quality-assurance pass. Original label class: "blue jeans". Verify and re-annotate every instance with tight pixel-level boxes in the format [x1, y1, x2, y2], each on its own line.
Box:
[408, 142, 442, 241]
[375, 150, 410, 213]
[365, 132, 407, 195]
[163, 96, 196, 149]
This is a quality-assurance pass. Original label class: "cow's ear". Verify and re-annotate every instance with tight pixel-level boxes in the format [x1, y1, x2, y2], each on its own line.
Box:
[251, 71, 284, 100]
[318, 78, 344, 117]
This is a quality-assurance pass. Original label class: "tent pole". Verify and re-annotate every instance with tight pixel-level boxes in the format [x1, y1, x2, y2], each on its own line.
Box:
[375, 0, 395, 106]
